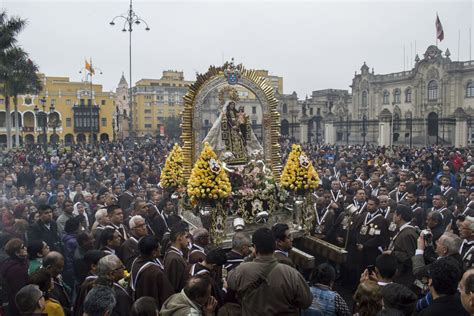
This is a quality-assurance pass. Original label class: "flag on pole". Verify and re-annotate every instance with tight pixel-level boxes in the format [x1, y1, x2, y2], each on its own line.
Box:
[85, 59, 95, 75]
[436, 14, 444, 42]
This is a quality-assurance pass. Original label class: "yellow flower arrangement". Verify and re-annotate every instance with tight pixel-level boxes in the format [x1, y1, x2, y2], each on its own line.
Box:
[281, 144, 320, 193]
[160, 143, 185, 189]
[187, 142, 232, 203]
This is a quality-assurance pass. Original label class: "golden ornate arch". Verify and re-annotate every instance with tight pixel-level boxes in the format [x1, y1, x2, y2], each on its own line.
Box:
[180, 61, 282, 181]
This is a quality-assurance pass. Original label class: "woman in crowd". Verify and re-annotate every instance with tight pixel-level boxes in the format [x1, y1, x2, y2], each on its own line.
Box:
[353, 281, 383, 316]
[27, 239, 50, 274]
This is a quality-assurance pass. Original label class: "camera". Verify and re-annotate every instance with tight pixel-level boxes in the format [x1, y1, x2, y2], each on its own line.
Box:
[367, 265, 376, 274]
[421, 229, 432, 242]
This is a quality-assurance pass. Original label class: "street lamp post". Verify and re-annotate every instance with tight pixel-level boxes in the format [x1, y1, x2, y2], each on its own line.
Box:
[48, 103, 61, 150]
[362, 114, 367, 146]
[112, 118, 116, 142]
[315, 115, 321, 145]
[34, 97, 47, 152]
[110, 0, 150, 138]
[346, 115, 350, 145]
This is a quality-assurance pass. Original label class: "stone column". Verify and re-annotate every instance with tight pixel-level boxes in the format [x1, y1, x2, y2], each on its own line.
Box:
[299, 117, 309, 143]
[378, 118, 392, 147]
[324, 122, 335, 144]
[324, 114, 336, 144]
[454, 108, 468, 147]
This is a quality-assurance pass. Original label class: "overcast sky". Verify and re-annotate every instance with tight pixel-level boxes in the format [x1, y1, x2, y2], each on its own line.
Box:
[2, 0, 473, 98]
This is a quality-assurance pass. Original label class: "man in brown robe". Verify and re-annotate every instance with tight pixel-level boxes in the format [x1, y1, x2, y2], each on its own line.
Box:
[384, 204, 418, 289]
[164, 224, 189, 293]
[130, 235, 174, 309]
[73, 250, 107, 316]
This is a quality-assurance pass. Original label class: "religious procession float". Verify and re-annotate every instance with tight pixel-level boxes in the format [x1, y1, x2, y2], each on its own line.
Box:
[159, 60, 348, 268]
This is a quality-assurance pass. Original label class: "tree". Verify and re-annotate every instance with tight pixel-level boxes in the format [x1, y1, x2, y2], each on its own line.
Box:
[163, 116, 181, 139]
[0, 11, 41, 149]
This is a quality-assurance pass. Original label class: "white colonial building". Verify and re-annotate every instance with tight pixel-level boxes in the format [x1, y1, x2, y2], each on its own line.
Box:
[345, 45, 474, 146]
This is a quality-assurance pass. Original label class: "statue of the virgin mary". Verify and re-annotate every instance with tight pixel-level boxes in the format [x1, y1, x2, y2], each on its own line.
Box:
[203, 100, 263, 165]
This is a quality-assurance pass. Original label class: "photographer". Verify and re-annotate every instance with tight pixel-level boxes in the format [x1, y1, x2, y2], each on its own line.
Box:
[412, 231, 463, 280]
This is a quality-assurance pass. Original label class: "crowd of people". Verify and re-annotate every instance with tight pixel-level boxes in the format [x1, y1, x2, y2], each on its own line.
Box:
[0, 138, 474, 315]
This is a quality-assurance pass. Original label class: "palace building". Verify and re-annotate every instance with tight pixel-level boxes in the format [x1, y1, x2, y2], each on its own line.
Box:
[294, 45, 474, 147]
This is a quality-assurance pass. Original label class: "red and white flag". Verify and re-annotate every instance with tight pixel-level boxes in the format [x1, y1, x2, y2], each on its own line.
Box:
[436, 14, 444, 42]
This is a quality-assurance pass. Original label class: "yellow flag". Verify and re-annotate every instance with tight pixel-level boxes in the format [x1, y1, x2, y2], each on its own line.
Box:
[85, 59, 95, 75]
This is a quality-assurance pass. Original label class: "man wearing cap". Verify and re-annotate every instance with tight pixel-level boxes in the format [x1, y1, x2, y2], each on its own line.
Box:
[15, 284, 45, 315]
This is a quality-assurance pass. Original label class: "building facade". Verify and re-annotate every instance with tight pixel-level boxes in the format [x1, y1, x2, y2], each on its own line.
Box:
[346, 45, 474, 146]
[0, 74, 116, 146]
[132, 70, 192, 137]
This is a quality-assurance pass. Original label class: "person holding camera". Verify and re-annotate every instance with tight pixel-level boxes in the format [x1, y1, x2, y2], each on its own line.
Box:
[412, 231, 463, 282]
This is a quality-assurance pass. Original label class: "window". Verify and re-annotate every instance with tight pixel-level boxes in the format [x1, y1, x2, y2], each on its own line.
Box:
[101, 118, 107, 127]
[0, 99, 3, 104]
[252, 106, 256, 114]
[144, 124, 152, 129]
[144, 109, 152, 114]
[123, 96, 126, 100]
[467, 82, 474, 97]
[383, 91, 389, 104]
[66, 99, 71, 105]
[394, 89, 401, 104]
[405, 113, 412, 129]
[282, 103, 288, 114]
[428, 80, 438, 101]
[80, 99, 85, 106]
[310, 108, 314, 116]
[101, 100, 106, 106]
[405, 88, 412, 103]
[252, 120, 257, 125]
[204, 119, 209, 126]
[362, 91, 368, 107]
[145, 116, 152, 121]
[393, 114, 400, 131]
[66, 118, 72, 127]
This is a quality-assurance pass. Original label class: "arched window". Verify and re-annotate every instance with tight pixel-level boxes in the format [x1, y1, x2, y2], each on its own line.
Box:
[383, 91, 389, 104]
[393, 113, 400, 131]
[394, 89, 401, 104]
[428, 80, 438, 101]
[467, 82, 474, 98]
[282, 103, 288, 114]
[405, 88, 412, 103]
[362, 91, 368, 107]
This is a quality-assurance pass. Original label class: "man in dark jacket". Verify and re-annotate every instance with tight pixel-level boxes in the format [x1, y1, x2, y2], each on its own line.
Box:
[44, 251, 72, 315]
[418, 257, 469, 316]
[27, 204, 62, 252]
